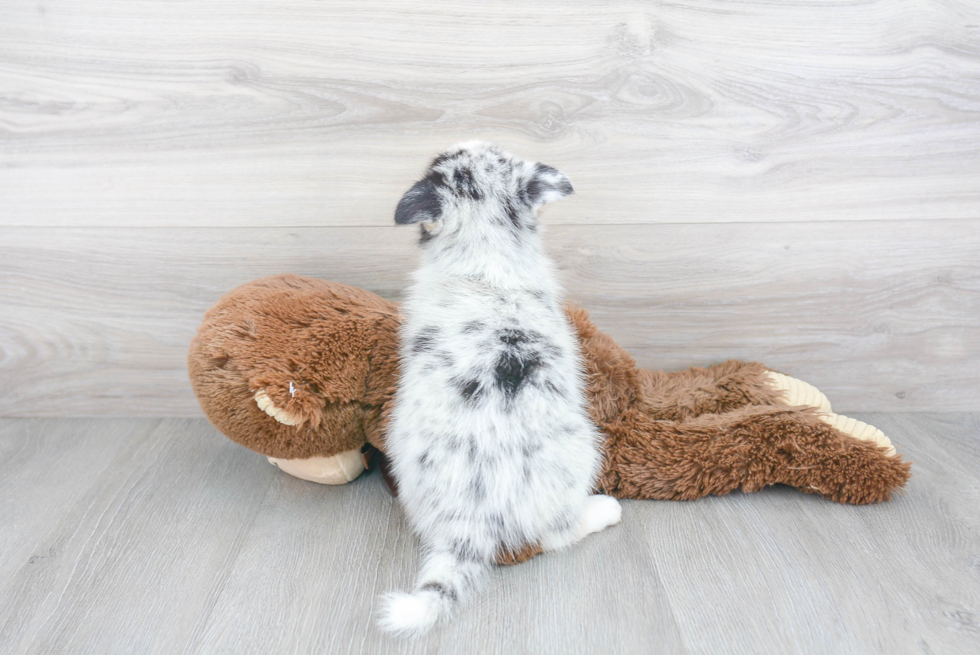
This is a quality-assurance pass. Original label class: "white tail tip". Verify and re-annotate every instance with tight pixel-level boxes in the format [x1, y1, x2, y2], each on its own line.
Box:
[378, 590, 442, 638]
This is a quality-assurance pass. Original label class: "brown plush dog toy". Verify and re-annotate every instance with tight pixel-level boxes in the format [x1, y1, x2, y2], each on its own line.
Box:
[190, 272, 910, 512]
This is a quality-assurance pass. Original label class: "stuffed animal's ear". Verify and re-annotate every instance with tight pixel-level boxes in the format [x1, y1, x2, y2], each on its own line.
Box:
[524, 163, 574, 207]
[395, 178, 443, 225]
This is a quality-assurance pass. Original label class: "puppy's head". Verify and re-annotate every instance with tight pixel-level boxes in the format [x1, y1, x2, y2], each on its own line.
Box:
[394, 141, 573, 246]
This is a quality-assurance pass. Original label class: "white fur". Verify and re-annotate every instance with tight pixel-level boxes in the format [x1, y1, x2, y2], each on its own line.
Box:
[379, 142, 620, 636]
[377, 591, 444, 638]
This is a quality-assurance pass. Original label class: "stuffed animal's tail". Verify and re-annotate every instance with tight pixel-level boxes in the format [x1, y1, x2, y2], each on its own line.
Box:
[378, 548, 488, 637]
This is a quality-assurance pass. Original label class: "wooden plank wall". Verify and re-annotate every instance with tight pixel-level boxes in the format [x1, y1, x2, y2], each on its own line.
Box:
[2, 0, 979, 415]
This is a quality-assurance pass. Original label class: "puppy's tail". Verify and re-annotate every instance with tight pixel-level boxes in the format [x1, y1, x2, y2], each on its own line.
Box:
[378, 547, 488, 637]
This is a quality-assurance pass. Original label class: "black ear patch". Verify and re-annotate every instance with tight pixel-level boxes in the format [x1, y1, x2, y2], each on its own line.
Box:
[395, 177, 443, 225]
[525, 163, 574, 207]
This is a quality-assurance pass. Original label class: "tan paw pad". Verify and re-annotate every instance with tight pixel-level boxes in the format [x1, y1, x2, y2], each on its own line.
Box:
[820, 412, 896, 456]
[765, 371, 832, 413]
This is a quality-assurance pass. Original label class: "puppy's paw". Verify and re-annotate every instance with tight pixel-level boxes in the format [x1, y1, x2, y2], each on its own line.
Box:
[580, 494, 622, 535]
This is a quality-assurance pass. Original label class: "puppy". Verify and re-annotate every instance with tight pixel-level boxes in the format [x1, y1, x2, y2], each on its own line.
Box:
[379, 142, 621, 636]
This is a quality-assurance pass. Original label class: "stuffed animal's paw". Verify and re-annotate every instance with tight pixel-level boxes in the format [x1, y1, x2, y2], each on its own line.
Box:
[765, 371, 832, 413]
[820, 413, 896, 456]
[765, 372, 896, 456]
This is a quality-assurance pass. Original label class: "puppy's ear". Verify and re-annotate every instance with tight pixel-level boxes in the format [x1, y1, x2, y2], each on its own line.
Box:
[395, 177, 443, 225]
[524, 163, 574, 207]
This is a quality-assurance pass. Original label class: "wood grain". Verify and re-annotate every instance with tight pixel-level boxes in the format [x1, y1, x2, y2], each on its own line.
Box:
[0, 419, 275, 655]
[2, 220, 977, 416]
[194, 453, 687, 654]
[0, 418, 161, 584]
[634, 412, 980, 655]
[0, 415, 976, 653]
[2, 1, 979, 226]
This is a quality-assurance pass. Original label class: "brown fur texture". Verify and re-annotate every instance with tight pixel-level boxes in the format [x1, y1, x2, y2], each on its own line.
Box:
[189, 275, 400, 460]
[189, 275, 911, 559]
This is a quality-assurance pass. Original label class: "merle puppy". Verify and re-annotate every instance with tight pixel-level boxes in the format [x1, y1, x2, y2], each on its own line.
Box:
[379, 142, 622, 636]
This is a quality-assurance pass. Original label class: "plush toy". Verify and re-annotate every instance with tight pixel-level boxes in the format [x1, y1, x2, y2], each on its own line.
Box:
[190, 272, 911, 529]
[189, 274, 911, 562]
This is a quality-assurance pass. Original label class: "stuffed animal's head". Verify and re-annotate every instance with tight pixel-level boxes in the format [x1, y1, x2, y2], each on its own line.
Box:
[393, 141, 573, 249]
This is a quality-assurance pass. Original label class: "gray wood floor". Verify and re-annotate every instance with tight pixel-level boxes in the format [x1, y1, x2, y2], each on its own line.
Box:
[1, 414, 977, 654]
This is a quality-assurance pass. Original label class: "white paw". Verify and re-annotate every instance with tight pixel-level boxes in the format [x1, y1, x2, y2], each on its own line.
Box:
[254, 389, 301, 425]
[377, 591, 440, 638]
[765, 371, 832, 413]
[820, 413, 896, 456]
[580, 494, 622, 535]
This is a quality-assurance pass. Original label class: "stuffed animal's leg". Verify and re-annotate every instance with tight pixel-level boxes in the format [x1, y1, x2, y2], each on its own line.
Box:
[641, 363, 889, 454]
[599, 405, 911, 505]
[636, 360, 829, 421]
